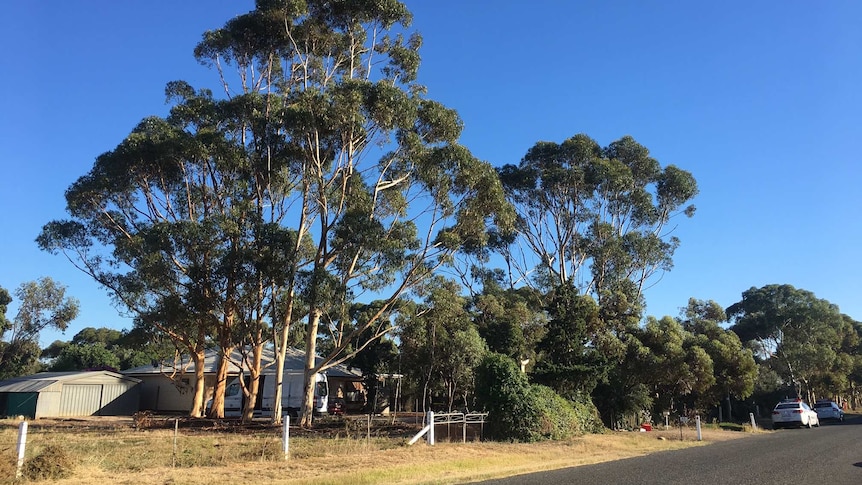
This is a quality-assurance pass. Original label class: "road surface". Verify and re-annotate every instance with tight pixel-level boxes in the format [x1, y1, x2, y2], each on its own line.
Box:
[478, 419, 862, 484]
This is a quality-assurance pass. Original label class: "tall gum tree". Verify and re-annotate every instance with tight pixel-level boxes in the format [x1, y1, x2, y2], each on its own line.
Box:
[37, 61, 308, 417]
[218, 0, 514, 427]
[41, 0, 512, 427]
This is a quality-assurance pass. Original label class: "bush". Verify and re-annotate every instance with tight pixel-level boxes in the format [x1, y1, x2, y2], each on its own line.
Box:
[475, 353, 537, 441]
[476, 353, 604, 442]
[22, 445, 74, 481]
[530, 384, 579, 440]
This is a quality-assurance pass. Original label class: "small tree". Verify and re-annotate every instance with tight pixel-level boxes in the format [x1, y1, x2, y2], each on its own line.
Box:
[0, 278, 79, 379]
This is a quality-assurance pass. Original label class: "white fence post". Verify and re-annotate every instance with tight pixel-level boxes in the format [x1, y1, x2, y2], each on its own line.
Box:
[172, 418, 179, 467]
[427, 411, 435, 446]
[695, 415, 702, 441]
[749, 412, 757, 430]
[282, 415, 290, 460]
[16, 420, 28, 479]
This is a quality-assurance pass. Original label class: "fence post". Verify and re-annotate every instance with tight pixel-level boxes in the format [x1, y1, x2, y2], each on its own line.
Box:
[16, 420, 28, 479]
[427, 411, 435, 446]
[282, 415, 290, 460]
[172, 418, 179, 467]
[749, 412, 757, 430]
[695, 415, 702, 441]
[463, 414, 467, 443]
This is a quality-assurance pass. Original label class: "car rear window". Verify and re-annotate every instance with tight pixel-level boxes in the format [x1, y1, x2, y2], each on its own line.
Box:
[813, 402, 831, 408]
[776, 403, 800, 409]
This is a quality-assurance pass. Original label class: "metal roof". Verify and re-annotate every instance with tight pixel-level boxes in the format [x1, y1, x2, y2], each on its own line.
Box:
[123, 347, 362, 379]
[0, 370, 141, 393]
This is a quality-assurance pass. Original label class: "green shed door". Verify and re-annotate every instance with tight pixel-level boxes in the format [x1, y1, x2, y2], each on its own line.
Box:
[5, 392, 38, 418]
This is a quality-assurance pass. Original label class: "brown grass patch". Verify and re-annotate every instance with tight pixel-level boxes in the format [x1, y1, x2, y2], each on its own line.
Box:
[0, 417, 756, 485]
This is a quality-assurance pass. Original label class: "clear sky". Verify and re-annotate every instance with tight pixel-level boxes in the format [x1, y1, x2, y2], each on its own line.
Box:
[2, 1, 860, 346]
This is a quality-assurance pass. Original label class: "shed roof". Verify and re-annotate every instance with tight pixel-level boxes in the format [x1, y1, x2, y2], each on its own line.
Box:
[123, 347, 362, 379]
[0, 370, 141, 393]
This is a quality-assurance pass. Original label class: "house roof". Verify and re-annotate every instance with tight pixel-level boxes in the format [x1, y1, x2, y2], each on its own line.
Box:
[0, 370, 141, 393]
[123, 347, 362, 379]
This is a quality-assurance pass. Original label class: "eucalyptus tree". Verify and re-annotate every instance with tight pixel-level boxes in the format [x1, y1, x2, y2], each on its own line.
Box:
[41, 0, 510, 426]
[679, 299, 756, 418]
[399, 277, 487, 412]
[194, 0, 512, 426]
[0, 278, 79, 379]
[38, 83, 288, 417]
[640, 315, 715, 418]
[497, 134, 697, 300]
[728, 284, 845, 403]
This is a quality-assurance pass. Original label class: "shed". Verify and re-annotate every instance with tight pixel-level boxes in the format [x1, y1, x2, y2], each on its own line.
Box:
[0, 371, 141, 418]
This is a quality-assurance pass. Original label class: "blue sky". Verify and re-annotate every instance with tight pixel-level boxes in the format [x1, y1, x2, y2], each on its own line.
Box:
[2, 1, 860, 346]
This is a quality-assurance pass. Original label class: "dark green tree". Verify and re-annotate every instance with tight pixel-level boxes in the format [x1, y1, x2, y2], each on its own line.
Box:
[532, 284, 607, 398]
[43, 326, 174, 372]
[49, 343, 121, 372]
[680, 299, 756, 419]
[728, 284, 846, 403]
[471, 281, 545, 365]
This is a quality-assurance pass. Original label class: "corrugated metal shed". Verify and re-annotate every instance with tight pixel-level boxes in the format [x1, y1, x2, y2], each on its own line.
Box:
[0, 371, 141, 418]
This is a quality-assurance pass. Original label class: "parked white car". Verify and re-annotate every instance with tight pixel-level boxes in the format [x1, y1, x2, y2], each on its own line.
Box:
[772, 399, 820, 429]
[813, 400, 844, 422]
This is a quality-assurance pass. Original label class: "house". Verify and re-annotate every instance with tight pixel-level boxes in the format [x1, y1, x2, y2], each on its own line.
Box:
[122, 347, 364, 413]
[0, 370, 141, 418]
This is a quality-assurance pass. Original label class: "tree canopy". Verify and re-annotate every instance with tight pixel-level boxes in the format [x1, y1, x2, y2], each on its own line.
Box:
[0, 278, 79, 379]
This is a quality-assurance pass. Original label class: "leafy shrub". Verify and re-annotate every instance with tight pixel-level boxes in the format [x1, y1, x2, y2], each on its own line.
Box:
[530, 384, 580, 440]
[475, 353, 538, 441]
[476, 353, 605, 441]
[22, 444, 74, 481]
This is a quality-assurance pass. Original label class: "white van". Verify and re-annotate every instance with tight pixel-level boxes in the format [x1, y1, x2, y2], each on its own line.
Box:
[217, 372, 329, 418]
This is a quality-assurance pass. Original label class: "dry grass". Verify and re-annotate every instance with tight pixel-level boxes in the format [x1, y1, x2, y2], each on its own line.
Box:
[0, 418, 756, 485]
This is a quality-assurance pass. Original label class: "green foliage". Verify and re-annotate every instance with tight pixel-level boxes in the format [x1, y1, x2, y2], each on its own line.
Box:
[474, 353, 537, 441]
[43, 326, 175, 372]
[0, 278, 79, 379]
[498, 133, 697, 300]
[533, 284, 608, 398]
[728, 285, 849, 401]
[22, 444, 74, 481]
[471, 281, 545, 362]
[0, 287, 10, 337]
[475, 353, 602, 442]
[681, 299, 756, 408]
[49, 343, 121, 371]
[399, 278, 486, 412]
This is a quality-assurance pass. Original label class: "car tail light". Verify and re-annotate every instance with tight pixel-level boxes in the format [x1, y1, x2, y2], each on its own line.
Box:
[793, 410, 803, 414]
[772, 411, 780, 415]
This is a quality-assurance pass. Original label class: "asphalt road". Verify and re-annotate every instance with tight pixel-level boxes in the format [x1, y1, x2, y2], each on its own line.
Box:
[477, 418, 862, 485]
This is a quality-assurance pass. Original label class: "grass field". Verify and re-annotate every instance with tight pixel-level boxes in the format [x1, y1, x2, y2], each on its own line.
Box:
[0, 416, 757, 485]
